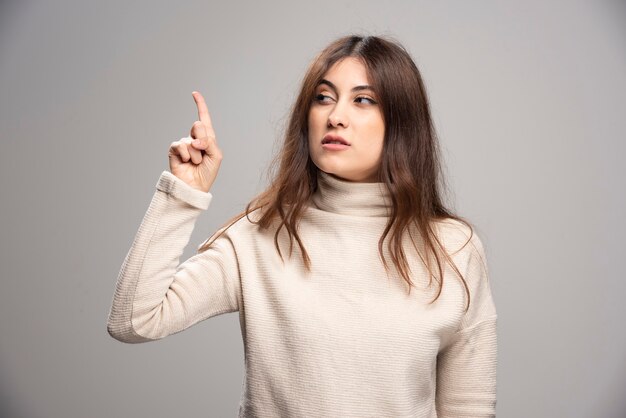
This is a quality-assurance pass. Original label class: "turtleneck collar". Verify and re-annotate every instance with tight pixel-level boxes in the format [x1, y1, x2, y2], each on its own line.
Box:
[310, 170, 392, 217]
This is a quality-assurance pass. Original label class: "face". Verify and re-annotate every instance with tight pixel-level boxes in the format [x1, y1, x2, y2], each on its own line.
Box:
[307, 57, 385, 183]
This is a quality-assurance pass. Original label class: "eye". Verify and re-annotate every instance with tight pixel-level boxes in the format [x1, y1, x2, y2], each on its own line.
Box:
[314, 93, 333, 103]
[355, 96, 376, 105]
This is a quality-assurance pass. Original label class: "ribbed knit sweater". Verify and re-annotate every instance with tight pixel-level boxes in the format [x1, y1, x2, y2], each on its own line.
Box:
[107, 169, 498, 418]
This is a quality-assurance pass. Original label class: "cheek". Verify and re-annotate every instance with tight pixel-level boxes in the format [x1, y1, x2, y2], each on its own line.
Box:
[308, 110, 322, 129]
[363, 117, 385, 144]
[308, 110, 326, 143]
[374, 116, 385, 144]
[307, 116, 317, 150]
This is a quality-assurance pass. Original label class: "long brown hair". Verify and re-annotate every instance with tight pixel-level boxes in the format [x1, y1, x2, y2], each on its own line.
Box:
[198, 34, 476, 312]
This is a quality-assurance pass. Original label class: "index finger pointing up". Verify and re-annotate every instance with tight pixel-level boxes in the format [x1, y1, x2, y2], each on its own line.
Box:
[192, 91, 214, 131]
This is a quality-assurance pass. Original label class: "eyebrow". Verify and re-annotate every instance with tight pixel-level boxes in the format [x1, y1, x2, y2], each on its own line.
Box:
[317, 79, 374, 93]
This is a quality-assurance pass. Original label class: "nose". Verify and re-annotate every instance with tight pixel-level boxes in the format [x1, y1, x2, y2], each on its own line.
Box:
[327, 104, 348, 128]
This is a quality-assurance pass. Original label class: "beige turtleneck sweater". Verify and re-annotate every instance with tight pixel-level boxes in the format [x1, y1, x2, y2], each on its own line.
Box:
[107, 169, 497, 418]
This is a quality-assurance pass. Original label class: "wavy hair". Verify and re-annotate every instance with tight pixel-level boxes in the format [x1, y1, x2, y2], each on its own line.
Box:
[198, 34, 475, 312]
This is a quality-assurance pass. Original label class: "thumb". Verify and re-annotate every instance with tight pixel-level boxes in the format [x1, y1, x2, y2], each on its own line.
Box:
[192, 122, 210, 148]
[191, 136, 208, 149]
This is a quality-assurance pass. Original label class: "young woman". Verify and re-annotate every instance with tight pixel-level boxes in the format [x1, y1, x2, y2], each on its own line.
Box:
[107, 34, 498, 417]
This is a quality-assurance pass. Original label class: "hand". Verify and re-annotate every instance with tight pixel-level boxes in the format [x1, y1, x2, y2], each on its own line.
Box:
[168, 91, 223, 193]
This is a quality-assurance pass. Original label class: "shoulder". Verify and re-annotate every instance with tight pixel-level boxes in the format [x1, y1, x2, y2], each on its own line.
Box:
[196, 207, 268, 252]
[217, 207, 268, 240]
[432, 217, 486, 261]
[433, 219, 493, 303]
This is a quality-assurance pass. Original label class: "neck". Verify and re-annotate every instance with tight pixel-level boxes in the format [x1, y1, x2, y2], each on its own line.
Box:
[310, 170, 392, 217]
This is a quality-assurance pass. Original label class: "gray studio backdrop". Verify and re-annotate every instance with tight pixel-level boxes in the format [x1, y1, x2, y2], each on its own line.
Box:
[1, 1, 625, 417]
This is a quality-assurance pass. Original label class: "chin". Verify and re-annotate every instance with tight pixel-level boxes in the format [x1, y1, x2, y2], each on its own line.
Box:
[313, 160, 369, 182]
[316, 165, 346, 179]
[324, 170, 356, 182]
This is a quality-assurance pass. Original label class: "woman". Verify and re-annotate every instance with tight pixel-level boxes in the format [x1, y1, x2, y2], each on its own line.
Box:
[107, 34, 498, 417]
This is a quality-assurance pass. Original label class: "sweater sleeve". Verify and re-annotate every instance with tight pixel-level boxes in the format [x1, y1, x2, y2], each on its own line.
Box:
[106, 171, 241, 344]
[436, 233, 498, 417]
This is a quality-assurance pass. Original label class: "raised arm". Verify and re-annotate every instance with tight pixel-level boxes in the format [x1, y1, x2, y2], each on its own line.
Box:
[436, 234, 498, 417]
[106, 170, 241, 343]
[107, 91, 240, 343]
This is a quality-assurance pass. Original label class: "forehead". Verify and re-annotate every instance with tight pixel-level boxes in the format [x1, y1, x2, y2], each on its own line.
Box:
[319, 57, 370, 87]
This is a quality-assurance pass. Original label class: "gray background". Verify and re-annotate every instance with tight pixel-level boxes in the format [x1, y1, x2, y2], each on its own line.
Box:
[1, 0, 625, 417]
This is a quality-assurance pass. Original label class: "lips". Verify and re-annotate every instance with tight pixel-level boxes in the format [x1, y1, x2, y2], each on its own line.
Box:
[322, 134, 350, 146]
